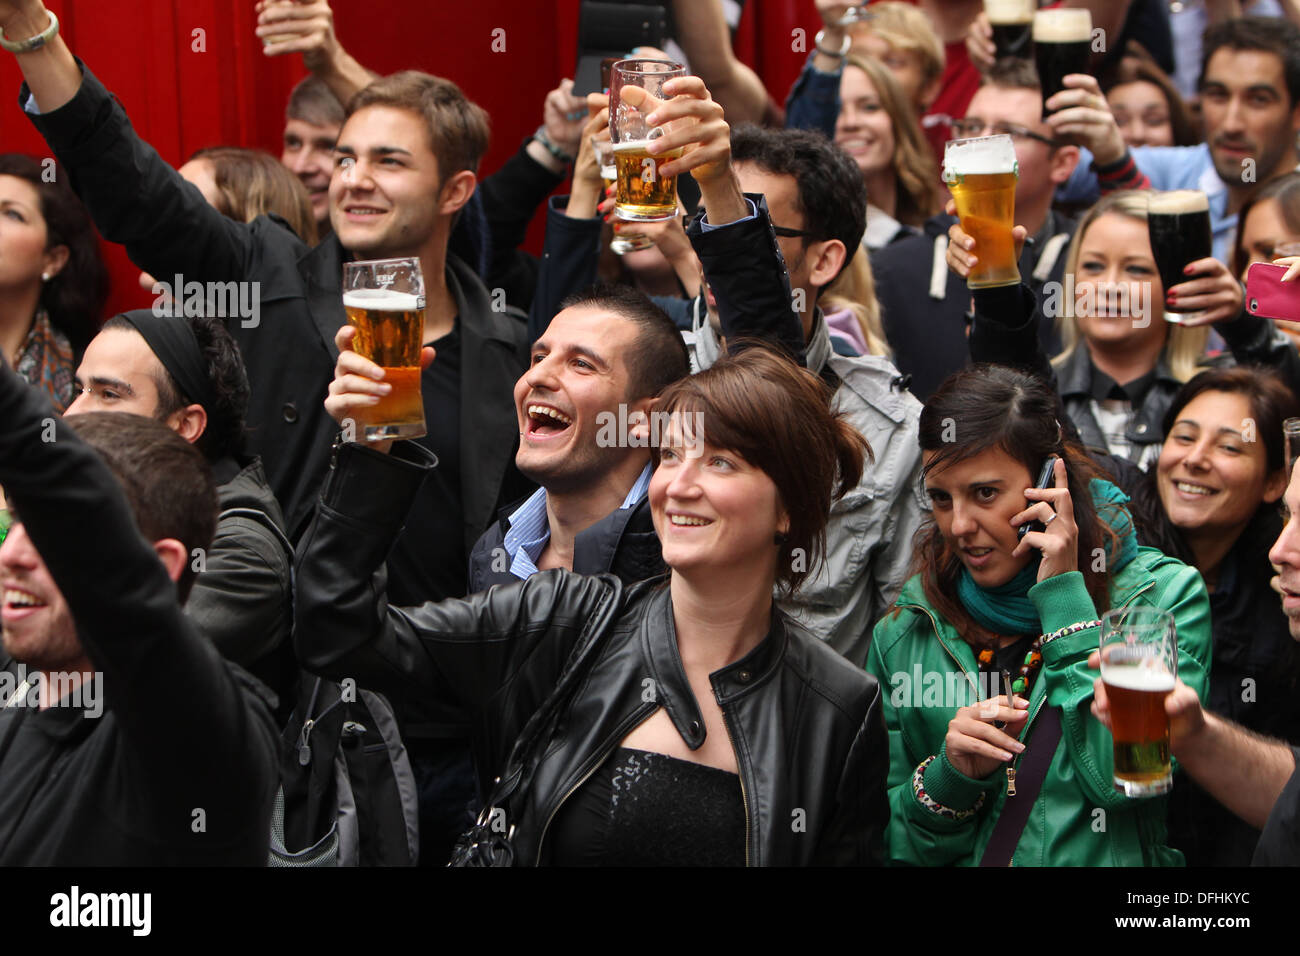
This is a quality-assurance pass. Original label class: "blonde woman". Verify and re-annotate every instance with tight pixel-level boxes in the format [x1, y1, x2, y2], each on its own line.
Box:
[945, 190, 1300, 470]
[835, 54, 941, 250]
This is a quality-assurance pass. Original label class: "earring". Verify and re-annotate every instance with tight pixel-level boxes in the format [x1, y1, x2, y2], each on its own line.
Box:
[40, 272, 50, 282]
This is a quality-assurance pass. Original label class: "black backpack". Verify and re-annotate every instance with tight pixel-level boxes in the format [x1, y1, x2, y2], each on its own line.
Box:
[270, 676, 420, 866]
[215, 507, 420, 866]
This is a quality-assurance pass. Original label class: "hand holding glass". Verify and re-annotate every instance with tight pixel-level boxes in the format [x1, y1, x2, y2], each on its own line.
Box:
[1099, 607, 1177, 797]
[341, 257, 427, 441]
[610, 59, 686, 222]
[944, 134, 1021, 289]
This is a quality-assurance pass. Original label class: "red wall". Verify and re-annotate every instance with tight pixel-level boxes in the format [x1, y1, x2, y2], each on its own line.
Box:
[0, 0, 820, 319]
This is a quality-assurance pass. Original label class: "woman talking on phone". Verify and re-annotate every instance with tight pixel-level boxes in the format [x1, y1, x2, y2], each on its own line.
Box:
[866, 364, 1211, 866]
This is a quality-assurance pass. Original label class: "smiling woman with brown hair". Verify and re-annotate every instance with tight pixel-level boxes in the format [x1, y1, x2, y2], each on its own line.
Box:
[298, 342, 889, 866]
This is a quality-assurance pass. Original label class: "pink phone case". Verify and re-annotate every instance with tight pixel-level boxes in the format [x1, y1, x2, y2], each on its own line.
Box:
[1245, 261, 1300, 322]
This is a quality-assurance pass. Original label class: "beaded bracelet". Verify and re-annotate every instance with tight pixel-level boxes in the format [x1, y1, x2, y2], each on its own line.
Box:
[912, 756, 986, 821]
[1040, 619, 1102, 647]
[532, 125, 575, 166]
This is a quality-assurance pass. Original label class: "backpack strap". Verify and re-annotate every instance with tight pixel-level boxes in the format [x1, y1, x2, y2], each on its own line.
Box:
[979, 704, 1062, 866]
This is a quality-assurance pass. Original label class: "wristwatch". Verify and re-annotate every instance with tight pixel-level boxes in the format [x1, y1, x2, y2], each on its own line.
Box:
[0, 9, 59, 55]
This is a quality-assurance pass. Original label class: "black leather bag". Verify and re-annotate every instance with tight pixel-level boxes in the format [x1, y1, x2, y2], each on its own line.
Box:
[448, 625, 609, 867]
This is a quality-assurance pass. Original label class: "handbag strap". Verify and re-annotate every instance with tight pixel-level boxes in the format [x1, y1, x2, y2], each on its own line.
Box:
[979, 704, 1062, 867]
[478, 623, 610, 819]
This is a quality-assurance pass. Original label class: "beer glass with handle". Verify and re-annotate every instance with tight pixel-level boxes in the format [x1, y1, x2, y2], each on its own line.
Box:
[611, 58, 686, 222]
[944, 134, 1021, 289]
[1099, 606, 1178, 796]
[1147, 190, 1214, 325]
[342, 257, 428, 441]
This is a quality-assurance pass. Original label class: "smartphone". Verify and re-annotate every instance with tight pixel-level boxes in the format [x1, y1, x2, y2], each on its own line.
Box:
[1017, 457, 1059, 540]
[573, 1, 670, 97]
[1245, 261, 1300, 322]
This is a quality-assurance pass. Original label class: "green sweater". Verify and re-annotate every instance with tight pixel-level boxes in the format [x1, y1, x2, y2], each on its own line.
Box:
[866, 549, 1211, 866]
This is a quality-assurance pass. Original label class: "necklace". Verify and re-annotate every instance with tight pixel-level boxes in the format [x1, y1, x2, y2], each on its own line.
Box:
[977, 635, 1045, 698]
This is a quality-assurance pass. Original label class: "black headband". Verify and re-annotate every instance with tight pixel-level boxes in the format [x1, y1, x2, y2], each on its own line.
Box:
[117, 310, 217, 413]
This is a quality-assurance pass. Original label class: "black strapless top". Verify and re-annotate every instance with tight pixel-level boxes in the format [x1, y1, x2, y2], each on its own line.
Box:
[548, 747, 746, 866]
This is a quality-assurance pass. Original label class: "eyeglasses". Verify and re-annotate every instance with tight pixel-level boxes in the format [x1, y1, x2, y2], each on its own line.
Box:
[771, 224, 819, 240]
[949, 118, 1060, 147]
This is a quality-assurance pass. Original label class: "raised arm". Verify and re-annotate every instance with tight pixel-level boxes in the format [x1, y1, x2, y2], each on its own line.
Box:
[3, 0, 263, 286]
[0, 361, 276, 842]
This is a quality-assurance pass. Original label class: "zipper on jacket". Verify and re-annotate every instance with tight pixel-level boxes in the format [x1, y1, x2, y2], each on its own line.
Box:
[718, 705, 752, 868]
[534, 703, 656, 865]
[899, 602, 980, 700]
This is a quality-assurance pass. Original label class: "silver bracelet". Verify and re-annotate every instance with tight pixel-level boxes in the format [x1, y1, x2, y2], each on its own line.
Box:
[814, 28, 851, 59]
[0, 9, 58, 55]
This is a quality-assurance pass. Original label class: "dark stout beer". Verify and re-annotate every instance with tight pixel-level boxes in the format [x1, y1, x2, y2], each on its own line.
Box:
[986, 0, 1034, 60]
[1033, 8, 1092, 118]
[1148, 190, 1212, 321]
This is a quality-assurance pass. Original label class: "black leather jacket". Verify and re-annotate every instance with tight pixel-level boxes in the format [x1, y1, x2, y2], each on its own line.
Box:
[295, 441, 889, 865]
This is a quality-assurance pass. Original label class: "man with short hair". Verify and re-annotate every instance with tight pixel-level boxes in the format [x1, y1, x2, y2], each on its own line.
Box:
[281, 75, 346, 233]
[678, 123, 926, 664]
[1, 1, 533, 605]
[1055, 15, 1300, 261]
[0, 358, 278, 864]
[872, 60, 1080, 400]
[468, 286, 690, 591]
[65, 311, 293, 701]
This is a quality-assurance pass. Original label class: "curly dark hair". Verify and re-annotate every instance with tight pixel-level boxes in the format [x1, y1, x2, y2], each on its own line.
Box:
[729, 124, 866, 295]
[102, 313, 251, 463]
[0, 154, 108, 352]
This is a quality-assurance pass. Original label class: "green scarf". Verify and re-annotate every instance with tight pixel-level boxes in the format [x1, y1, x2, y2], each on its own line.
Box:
[956, 478, 1139, 636]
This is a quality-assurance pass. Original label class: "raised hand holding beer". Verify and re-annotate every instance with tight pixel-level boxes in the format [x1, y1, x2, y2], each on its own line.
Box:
[1044, 73, 1126, 167]
[943, 134, 1022, 289]
[340, 258, 429, 442]
[325, 325, 435, 455]
[944, 198, 1028, 282]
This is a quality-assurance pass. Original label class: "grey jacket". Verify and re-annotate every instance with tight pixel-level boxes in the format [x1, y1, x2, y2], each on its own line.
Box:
[687, 247, 927, 667]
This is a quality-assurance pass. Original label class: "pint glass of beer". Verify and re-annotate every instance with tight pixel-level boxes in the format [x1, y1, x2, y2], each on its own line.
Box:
[611, 58, 686, 222]
[1033, 8, 1092, 119]
[1099, 607, 1177, 797]
[1147, 190, 1213, 324]
[341, 257, 427, 441]
[593, 137, 654, 254]
[944, 134, 1021, 289]
[986, 0, 1035, 60]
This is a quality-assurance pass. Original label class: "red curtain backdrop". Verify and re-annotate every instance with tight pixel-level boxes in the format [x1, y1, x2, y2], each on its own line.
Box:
[0, 0, 820, 320]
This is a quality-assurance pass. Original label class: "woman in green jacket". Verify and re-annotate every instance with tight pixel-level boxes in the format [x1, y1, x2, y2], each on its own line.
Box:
[866, 365, 1211, 866]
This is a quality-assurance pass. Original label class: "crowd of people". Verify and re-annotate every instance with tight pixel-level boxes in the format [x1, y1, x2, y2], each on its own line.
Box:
[3, 0, 1300, 868]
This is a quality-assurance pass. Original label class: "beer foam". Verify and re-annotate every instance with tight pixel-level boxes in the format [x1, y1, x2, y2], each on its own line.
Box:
[1102, 664, 1176, 692]
[614, 139, 652, 152]
[985, 0, 1034, 24]
[342, 289, 423, 311]
[1032, 8, 1092, 42]
[1147, 189, 1210, 215]
[943, 135, 1017, 177]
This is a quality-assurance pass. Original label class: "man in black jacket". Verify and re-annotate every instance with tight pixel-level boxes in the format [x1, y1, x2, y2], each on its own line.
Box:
[2, 1, 532, 604]
[65, 311, 294, 708]
[0, 362, 277, 864]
